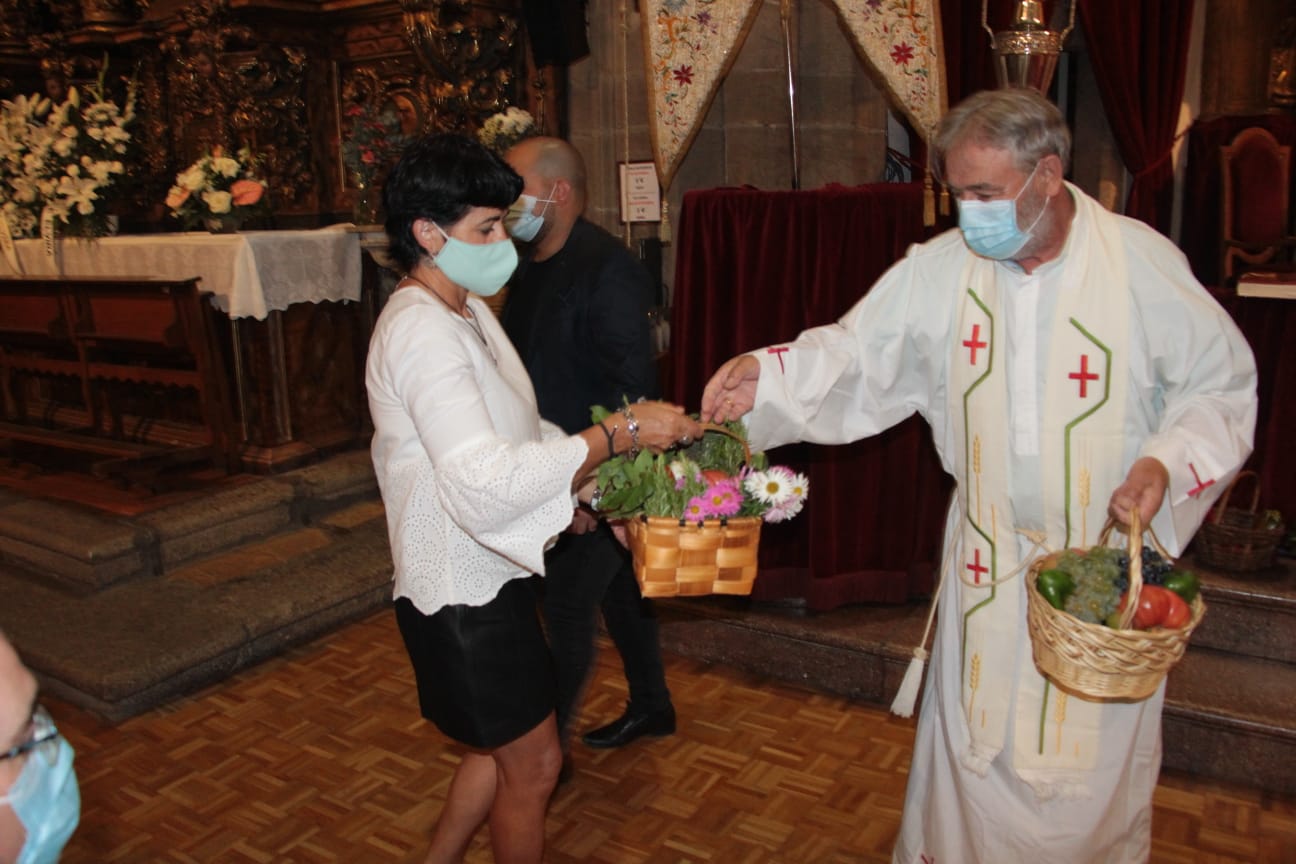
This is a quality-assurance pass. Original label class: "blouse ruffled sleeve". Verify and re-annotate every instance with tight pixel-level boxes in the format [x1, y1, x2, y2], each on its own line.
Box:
[386, 305, 588, 573]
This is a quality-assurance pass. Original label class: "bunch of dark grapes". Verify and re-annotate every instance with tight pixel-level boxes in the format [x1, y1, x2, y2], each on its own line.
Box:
[1113, 547, 1172, 593]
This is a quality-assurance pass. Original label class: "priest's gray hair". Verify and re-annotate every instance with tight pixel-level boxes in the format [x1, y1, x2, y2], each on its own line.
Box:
[933, 88, 1072, 182]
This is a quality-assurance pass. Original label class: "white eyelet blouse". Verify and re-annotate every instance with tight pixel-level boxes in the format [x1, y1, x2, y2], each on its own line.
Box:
[366, 285, 588, 615]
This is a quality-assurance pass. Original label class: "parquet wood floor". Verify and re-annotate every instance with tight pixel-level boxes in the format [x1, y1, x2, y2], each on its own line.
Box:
[47, 610, 1296, 863]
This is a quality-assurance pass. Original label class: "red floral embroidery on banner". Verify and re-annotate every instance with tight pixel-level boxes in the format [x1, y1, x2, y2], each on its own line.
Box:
[673, 66, 694, 85]
[891, 43, 915, 65]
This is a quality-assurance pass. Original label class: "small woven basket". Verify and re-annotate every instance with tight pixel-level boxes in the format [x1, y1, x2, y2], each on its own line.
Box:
[624, 423, 763, 598]
[1193, 470, 1284, 571]
[1025, 513, 1206, 701]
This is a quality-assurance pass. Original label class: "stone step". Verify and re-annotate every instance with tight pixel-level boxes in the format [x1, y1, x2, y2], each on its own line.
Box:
[0, 499, 393, 722]
[655, 591, 1296, 797]
[1187, 554, 1296, 664]
[0, 450, 378, 593]
[1163, 647, 1296, 796]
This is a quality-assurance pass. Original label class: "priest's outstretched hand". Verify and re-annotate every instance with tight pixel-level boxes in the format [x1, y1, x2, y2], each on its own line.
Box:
[701, 354, 760, 423]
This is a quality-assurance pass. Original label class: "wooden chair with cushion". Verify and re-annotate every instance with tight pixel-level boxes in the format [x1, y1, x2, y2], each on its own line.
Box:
[1219, 127, 1296, 285]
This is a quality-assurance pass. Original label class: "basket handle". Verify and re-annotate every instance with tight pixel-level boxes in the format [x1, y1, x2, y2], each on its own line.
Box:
[1118, 510, 1144, 630]
[1096, 511, 1175, 630]
[1210, 469, 1261, 523]
[698, 421, 752, 467]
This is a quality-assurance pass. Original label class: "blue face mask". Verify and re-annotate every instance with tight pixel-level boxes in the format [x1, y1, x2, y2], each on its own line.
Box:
[431, 222, 518, 297]
[505, 185, 556, 243]
[956, 161, 1046, 260]
[1, 735, 81, 864]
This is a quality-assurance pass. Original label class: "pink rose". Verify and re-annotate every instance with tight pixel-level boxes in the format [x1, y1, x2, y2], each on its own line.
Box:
[230, 179, 265, 206]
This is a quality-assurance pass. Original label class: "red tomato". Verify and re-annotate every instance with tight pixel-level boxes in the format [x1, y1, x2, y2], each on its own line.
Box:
[1159, 589, 1193, 629]
[700, 469, 731, 485]
[1133, 586, 1173, 629]
[1119, 586, 1172, 629]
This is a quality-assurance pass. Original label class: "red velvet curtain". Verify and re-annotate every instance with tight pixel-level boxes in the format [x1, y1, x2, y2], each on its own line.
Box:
[668, 184, 954, 610]
[1077, 0, 1193, 234]
[939, 0, 1002, 105]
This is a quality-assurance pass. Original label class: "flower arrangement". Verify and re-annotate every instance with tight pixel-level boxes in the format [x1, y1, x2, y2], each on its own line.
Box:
[476, 106, 537, 153]
[592, 410, 809, 524]
[165, 147, 269, 231]
[0, 63, 136, 240]
[341, 101, 410, 186]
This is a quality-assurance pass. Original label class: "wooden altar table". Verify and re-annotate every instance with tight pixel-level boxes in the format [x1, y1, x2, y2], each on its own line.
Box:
[1, 228, 369, 471]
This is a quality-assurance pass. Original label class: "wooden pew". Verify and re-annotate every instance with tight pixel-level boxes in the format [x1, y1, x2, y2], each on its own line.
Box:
[0, 276, 237, 482]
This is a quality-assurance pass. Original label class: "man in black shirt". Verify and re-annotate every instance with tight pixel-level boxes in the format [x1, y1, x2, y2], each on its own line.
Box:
[500, 137, 676, 757]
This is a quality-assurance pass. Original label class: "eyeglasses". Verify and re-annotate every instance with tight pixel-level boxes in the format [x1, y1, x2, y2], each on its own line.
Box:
[1, 705, 60, 763]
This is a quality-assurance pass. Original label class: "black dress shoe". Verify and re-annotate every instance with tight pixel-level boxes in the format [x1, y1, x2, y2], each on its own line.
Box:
[580, 707, 676, 749]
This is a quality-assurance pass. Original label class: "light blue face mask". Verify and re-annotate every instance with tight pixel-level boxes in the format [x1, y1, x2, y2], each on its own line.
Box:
[0, 730, 81, 864]
[505, 185, 556, 243]
[431, 222, 518, 297]
[956, 161, 1046, 260]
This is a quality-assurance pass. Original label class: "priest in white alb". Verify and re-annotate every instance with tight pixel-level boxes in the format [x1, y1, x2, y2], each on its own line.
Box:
[701, 88, 1257, 863]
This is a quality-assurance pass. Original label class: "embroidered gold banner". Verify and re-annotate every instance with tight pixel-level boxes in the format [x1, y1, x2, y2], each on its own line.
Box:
[826, 0, 947, 139]
[641, 0, 763, 191]
[641, 0, 947, 193]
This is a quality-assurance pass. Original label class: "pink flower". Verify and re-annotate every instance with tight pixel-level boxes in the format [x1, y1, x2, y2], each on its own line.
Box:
[230, 179, 264, 206]
[685, 497, 708, 521]
[165, 187, 190, 209]
[703, 479, 742, 518]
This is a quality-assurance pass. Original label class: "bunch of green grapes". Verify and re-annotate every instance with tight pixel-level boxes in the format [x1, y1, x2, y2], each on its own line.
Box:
[1058, 547, 1123, 624]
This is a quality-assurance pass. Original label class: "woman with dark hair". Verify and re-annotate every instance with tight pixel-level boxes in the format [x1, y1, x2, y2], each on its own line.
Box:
[366, 133, 700, 863]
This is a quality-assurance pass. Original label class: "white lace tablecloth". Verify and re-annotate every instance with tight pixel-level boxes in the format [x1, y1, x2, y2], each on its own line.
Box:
[0, 226, 361, 320]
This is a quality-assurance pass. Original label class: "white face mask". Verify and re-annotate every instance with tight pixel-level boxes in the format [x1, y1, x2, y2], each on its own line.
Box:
[505, 184, 556, 242]
[0, 708, 81, 864]
[430, 222, 518, 297]
[956, 161, 1046, 260]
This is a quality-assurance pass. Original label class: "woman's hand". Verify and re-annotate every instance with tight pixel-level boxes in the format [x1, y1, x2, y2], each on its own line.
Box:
[701, 355, 759, 423]
[1108, 457, 1169, 529]
[623, 401, 704, 454]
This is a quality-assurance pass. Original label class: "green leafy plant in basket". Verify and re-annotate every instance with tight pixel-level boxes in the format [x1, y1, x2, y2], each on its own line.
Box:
[590, 406, 808, 524]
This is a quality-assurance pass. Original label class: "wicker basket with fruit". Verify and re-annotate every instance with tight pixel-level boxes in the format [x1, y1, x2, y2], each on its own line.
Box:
[1025, 512, 1206, 701]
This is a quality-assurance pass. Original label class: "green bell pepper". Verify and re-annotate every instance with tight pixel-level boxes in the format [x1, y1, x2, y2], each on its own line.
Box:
[1036, 568, 1076, 610]
[1162, 570, 1200, 603]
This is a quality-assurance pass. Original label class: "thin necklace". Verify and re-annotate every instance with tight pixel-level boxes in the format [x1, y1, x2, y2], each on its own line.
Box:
[401, 275, 495, 362]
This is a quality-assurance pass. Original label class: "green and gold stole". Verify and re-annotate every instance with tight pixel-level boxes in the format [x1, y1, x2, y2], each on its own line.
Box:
[949, 187, 1134, 798]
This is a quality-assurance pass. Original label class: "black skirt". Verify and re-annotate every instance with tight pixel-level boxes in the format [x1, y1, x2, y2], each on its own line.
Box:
[394, 577, 556, 749]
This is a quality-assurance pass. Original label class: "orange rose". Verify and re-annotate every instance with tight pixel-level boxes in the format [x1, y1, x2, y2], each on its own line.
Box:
[165, 187, 190, 209]
[231, 179, 264, 206]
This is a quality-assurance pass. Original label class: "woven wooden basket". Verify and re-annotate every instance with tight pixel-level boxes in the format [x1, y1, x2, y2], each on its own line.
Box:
[624, 423, 763, 598]
[626, 514, 762, 597]
[1193, 470, 1284, 571]
[1026, 513, 1206, 701]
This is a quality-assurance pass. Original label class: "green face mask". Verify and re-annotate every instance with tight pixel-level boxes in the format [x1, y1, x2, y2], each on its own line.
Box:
[431, 222, 518, 297]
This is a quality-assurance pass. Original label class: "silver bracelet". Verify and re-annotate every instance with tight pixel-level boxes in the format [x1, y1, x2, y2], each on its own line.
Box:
[621, 406, 641, 459]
